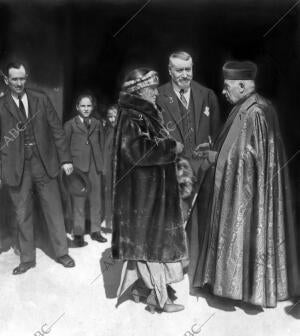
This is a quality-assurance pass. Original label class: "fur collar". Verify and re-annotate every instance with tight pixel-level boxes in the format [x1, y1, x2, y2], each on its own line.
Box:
[118, 91, 159, 120]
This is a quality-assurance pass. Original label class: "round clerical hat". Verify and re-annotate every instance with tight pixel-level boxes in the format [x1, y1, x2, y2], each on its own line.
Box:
[223, 61, 257, 80]
[60, 167, 91, 197]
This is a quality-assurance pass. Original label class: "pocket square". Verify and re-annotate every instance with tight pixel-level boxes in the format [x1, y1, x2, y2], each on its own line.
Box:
[203, 106, 210, 116]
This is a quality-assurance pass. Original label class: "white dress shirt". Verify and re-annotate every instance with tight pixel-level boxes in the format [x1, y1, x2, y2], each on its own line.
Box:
[78, 115, 91, 124]
[12, 93, 29, 118]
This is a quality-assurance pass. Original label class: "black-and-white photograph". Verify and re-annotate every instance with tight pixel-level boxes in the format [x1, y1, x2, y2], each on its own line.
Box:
[0, 0, 300, 335]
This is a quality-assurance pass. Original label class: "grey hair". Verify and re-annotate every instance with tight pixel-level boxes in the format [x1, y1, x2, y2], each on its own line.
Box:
[169, 51, 193, 68]
[241, 80, 255, 94]
[226, 79, 255, 95]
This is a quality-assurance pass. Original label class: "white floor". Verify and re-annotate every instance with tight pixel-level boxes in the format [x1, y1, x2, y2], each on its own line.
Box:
[1, 233, 300, 336]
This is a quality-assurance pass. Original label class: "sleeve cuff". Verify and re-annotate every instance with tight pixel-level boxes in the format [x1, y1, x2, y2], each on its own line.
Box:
[61, 161, 73, 166]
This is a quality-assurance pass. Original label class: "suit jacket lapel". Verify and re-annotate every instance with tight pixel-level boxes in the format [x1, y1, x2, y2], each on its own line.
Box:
[191, 81, 204, 135]
[4, 94, 22, 121]
[75, 116, 88, 134]
[26, 90, 39, 120]
[162, 82, 184, 141]
[88, 118, 97, 135]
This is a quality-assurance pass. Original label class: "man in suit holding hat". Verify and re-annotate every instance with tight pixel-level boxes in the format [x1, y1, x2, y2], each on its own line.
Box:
[157, 51, 222, 289]
[0, 61, 75, 274]
[192, 60, 300, 307]
[64, 93, 107, 247]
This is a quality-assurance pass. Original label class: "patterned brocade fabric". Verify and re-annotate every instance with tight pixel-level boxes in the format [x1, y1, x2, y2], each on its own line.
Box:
[194, 94, 299, 307]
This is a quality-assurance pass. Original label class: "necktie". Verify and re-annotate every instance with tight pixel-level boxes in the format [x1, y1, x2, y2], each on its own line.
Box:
[84, 118, 90, 131]
[18, 96, 27, 118]
[179, 89, 188, 109]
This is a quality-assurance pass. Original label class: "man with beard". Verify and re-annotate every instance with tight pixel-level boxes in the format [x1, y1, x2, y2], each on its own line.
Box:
[193, 60, 300, 307]
[157, 51, 222, 289]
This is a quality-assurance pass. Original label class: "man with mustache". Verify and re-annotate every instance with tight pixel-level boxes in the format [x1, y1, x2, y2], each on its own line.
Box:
[193, 60, 300, 307]
[157, 51, 222, 291]
[0, 61, 75, 274]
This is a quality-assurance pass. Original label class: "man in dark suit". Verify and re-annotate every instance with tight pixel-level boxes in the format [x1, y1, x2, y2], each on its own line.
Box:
[0, 61, 75, 274]
[157, 51, 222, 290]
[102, 105, 118, 231]
[64, 94, 107, 247]
[157, 51, 221, 164]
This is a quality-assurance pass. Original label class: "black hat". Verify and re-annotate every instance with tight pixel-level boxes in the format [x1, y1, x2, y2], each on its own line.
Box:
[60, 167, 91, 197]
[223, 61, 257, 80]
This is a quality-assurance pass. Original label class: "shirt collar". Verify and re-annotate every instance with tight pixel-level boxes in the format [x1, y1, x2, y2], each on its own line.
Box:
[78, 115, 91, 123]
[11, 91, 27, 101]
[171, 81, 191, 96]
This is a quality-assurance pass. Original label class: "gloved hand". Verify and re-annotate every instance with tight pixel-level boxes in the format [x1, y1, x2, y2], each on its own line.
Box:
[62, 163, 74, 175]
[175, 141, 184, 154]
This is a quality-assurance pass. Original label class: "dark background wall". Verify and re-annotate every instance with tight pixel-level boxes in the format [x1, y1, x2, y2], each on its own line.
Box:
[0, 0, 299, 226]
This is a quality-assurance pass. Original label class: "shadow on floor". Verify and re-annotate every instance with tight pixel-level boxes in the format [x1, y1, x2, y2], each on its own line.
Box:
[100, 247, 123, 299]
[285, 299, 300, 319]
[190, 286, 264, 315]
[192, 286, 300, 317]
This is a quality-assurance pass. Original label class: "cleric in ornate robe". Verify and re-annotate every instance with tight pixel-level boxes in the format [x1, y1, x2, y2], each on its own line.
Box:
[193, 61, 300, 307]
[112, 68, 187, 313]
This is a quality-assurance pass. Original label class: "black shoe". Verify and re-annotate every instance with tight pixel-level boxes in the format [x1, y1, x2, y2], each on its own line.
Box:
[56, 254, 75, 268]
[12, 261, 36, 275]
[91, 231, 107, 243]
[71, 235, 87, 248]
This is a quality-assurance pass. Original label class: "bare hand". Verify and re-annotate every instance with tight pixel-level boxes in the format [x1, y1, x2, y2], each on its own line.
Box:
[62, 163, 73, 175]
[207, 150, 218, 164]
[194, 142, 210, 152]
[201, 150, 218, 163]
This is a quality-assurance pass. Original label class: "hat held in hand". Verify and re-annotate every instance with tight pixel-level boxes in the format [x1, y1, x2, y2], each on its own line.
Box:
[60, 167, 91, 197]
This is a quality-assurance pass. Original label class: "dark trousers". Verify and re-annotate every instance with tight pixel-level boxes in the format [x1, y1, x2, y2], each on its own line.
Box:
[72, 158, 102, 235]
[8, 150, 68, 263]
[103, 167, 114, 230]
